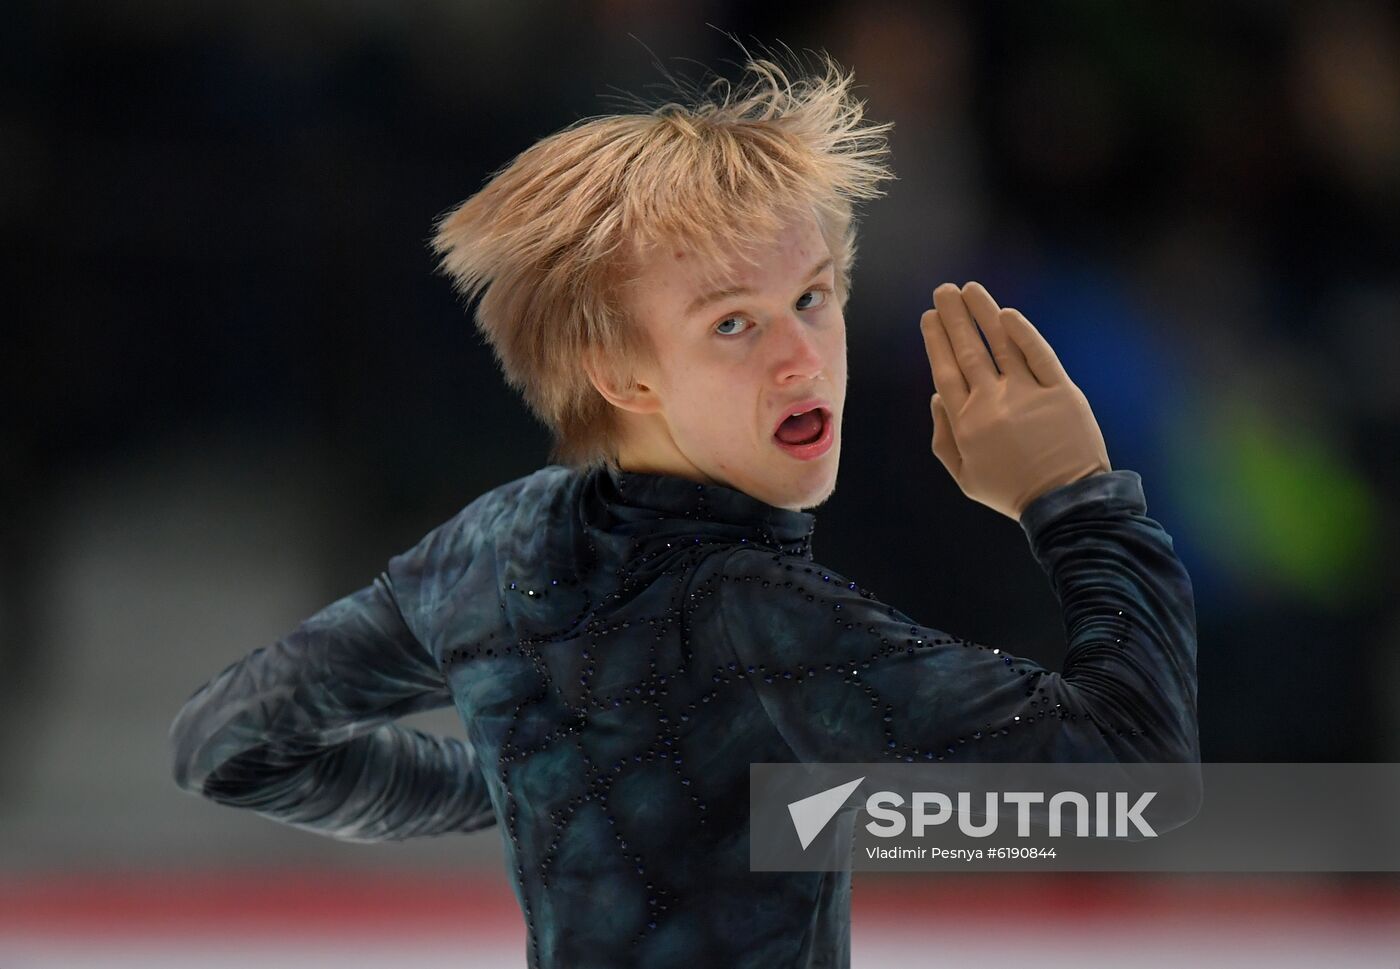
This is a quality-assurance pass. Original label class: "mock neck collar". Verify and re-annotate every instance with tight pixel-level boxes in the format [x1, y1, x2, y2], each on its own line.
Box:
[585, 462, 816, 557]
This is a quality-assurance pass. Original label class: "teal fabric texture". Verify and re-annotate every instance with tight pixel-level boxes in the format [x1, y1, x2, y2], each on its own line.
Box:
[170, 463, 1199, 968]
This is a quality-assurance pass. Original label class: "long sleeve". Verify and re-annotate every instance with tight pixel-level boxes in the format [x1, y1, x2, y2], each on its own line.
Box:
[168, 568, 497, 843]
[704, 469, 1200, 771]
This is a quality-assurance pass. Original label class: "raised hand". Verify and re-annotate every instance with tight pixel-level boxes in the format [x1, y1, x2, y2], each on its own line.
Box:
[920, 281, 1112, 522]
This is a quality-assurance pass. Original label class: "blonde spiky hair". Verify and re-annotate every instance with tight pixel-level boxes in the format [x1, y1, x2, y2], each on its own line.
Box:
[430, 48, 895, 470]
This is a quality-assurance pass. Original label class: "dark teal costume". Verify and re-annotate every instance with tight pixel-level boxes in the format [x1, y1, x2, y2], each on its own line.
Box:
[170, 464, 1198, 968]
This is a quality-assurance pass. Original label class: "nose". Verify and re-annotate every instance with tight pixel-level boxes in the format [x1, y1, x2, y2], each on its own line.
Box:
[770, 311, 825, 384]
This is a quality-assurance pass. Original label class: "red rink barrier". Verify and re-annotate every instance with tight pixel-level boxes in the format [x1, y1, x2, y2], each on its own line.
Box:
[1, 870, 1397, 938]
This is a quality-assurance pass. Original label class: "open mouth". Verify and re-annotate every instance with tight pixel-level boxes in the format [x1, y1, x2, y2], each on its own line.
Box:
[773, 406, 830, 448]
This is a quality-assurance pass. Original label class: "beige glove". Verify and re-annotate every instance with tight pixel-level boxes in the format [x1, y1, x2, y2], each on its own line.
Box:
[920, 281, 1112, 523]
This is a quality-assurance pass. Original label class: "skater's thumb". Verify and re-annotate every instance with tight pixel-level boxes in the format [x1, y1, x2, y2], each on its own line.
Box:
[930, 393, 962, 476]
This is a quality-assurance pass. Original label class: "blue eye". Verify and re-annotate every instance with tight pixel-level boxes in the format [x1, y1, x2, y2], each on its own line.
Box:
[713, 289, 828, 336]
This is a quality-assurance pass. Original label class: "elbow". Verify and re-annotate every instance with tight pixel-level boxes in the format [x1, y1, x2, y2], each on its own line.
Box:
[169, 734, 204, 796]
[1148, 718, 1200, 767]
[168, 702, 212, 797]
[171, 750, 203, 796]
[1143, 718, 1202, 834]
[1150, 759, 1202, 836]
[1153, 701, 1201, 766]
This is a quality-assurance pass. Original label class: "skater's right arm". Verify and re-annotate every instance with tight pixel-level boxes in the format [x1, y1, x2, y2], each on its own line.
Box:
[169, 489, 507, 843]
[705, 467, 1199, 770]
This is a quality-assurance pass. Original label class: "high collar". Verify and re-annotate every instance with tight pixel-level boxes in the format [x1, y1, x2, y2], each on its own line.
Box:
[582, 462, 816, 558]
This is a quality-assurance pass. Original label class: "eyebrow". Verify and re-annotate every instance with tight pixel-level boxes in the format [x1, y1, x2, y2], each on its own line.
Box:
[684, 256, 834, 318]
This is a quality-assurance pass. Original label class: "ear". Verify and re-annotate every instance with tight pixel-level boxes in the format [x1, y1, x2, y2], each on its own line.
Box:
[582, 343, 662, 415]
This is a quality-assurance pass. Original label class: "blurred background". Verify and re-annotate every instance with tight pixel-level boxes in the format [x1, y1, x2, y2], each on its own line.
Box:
[3, 0, 1398, 965]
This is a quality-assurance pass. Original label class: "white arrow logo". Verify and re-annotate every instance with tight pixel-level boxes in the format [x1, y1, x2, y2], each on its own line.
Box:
[787, 776, 865, 850]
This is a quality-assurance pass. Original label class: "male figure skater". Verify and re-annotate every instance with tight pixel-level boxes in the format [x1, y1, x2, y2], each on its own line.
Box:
[170, 54, 1198, 969]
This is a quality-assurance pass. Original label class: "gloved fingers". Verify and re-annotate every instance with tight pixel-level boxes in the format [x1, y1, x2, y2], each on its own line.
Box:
[961, 281, 1033, 383]
[1000, 308, 1070, 388]
[932, 282, 999, 393]
[920, 307, 968, 412]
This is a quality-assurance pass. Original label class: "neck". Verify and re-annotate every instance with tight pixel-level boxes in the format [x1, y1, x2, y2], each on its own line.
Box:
[614, 417, 717, 488]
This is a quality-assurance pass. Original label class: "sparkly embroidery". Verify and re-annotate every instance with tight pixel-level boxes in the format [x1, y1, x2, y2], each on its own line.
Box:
[172, 462, 1196, 969]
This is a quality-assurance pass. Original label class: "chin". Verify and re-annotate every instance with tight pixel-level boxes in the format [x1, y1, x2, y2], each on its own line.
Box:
[779, 459, 840, 512]
[796, 477, 838, 511]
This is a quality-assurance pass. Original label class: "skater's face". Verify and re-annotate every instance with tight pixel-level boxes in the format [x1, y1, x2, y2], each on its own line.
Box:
[605, 210, 846, 511]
